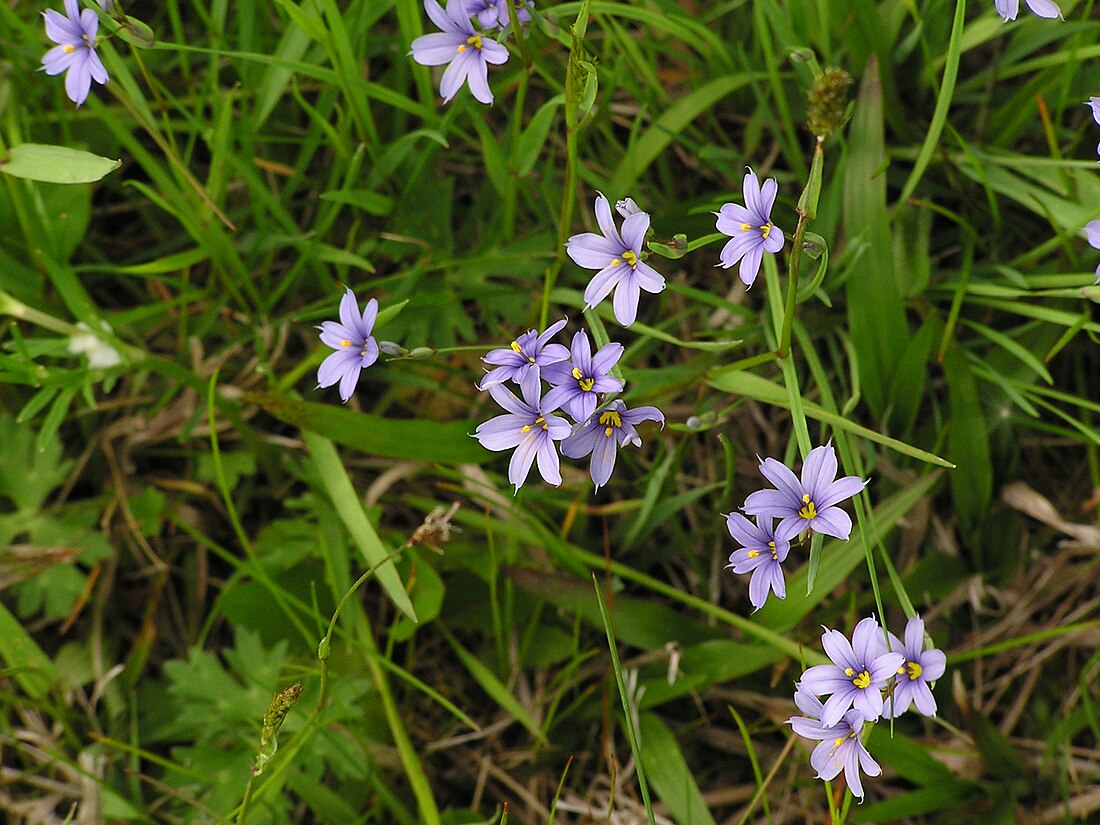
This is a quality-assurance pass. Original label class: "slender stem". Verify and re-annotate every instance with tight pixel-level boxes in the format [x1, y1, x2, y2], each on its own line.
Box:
[505, 1, 535, 71]
[235, 772, 258, 825]
[777, 209, 810, 359]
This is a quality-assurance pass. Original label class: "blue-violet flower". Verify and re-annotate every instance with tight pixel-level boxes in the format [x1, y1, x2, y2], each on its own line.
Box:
[41, 0, 108, 106]
[715, 168, 785, 288]
[561, 399, 664, 490]
[542, 330, 624, 423]
[798, 617, 905, 727]
[788, 691, 881, 802]
[317, 288, 379, 402]
[479, 318, 569, 389]
[475, 370, 570, 491]
[1088, 97, 1100, 154]
[742, 442, 866, 542]
[995, 0, 1061, 20]
[467, 0, 533, 29]
[1088, 220, 1100, 285]
[724, 514, 790, 611]
[882, 617, 946, 719]
[566, 193, 666, 327]
[409, 0, 509, 105]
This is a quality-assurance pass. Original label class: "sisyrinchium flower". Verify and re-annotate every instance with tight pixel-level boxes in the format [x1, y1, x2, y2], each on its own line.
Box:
[995, 0, 1061, 20]
[566, 193, 666, 327]
[475, 370, 570, 492]
[561, 399, 664, 491]
[409, 0, 509, 105]
[724, 514, 790, 611]
[1087, 221, 1100, 285]
[742, 442, 866, 542]
[317, 287, 379, 403]
[479, 318, 569, 389]
[882, 617, 946, 719]
[41, 0, 109, 107]
[798, 617, 906, 728]
[788, 689, 881, 802]
[467, 0, 533, 29]
[715, 167, 785, 288]
[542, 330, 624, 423]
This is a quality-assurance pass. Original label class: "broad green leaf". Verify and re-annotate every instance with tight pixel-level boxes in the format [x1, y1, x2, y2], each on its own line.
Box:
[0, 144, 121, 184]
[0, 601, 59, 698]
[243, 392, 487, 464]
[943, 346, 992, 536]
[638, 714, 717, 825]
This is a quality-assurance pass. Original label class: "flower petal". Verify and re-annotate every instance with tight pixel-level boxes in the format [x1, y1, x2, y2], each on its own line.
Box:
[466, 56, 493, 104]
[612, 274, 641, 326]
[589, 426, 618, 488]
[535, 435, 561, 485]
[568, 232, 622, 269]
[508, 432, 540, 490]
[583, 265, 625, 309]
[800, 443, 838, 500]
[411, 32, 466, 65]
[620, 210, 651, 254]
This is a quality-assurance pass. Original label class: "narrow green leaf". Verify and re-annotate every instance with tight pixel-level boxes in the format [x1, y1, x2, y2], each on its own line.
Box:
[638, 714, 717, 825]
[303, 432, 417, 622]
[0, 602, 59, 698]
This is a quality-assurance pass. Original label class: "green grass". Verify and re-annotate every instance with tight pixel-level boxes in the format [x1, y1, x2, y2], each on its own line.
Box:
[2, 0, 1100, 823]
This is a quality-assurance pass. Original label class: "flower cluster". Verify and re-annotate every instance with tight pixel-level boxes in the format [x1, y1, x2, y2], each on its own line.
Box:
[566, 194, 666, 327]
[408, 0, 521, 105]
[788, 616, 946, 800]
[473, 323, 663, 492]
[725, 443, 866, 610]
[41, 0, 109, 106]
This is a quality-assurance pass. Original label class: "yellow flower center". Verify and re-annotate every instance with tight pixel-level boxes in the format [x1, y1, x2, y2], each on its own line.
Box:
[621, 250, 638, 268]
[905, 661, 923, 681]
[851, 670, 871, 690]
[578, 377, 595, 392]
[760, 223, 772, 239]
[534, 416, 548, 431]
[797, 493, 817, 521]
[457, 34, 483, 53]
[599, 409, 621, 438]
[768, 540, 777, 559]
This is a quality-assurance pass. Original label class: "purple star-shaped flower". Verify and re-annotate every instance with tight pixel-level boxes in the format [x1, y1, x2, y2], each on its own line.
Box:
[475, 370, 570, 492]
[41, 0, 109, 107]
[788, 690, 881, 802]
[479, 318, 569, 389]
[467, 0, 533, 29]
[995, 0, 1061, 20]
[742, 442, 866, 542]
[882, 617, 946, 719]
[542, 330, 624, 423]
[724, 514, 790, 611]
[798, 617, 905, 728]
[1087, 220, 1100, 285]
[715, 168, 785, 288]
[317, 288, 380, 402]
[561, 399, 664, 490]
[409, 0, 510, 105]
[566, 193, 666, 327]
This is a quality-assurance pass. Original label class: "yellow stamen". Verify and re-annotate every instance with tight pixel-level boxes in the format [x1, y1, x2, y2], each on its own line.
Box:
[598, 410, 622, 429]
[571, 367, 583, 380]
[610, 258, 621, 267]
[851, 670, 871, 690]
[528, 356, 536, 363]
[760, 223, 772, 239]
[834, 736, 845, 748]
[740, 222, 751, 231]
[905, 661, 923, 681]
[844, 667, 854, 677]
[63, 44, 76, 53]
[604, 427, 614, 437]
[466, 34, 483, 50]
[340, 340, 352, 347]
[456, 44, 466, 53]
[747, 550, 760, 558]
[768, 540, 778, 559]
[578, 377, 595, 392]
[510, 340, 522, 353]
[621, 250, 638, 268]
[797, 493, 817, 521]
[534, 416, 548, 431]
[521, 425, 531, 433]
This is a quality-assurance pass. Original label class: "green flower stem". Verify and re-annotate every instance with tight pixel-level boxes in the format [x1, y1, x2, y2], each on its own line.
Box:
[539, 7, 585, 329]
[505, 0, 535, 72]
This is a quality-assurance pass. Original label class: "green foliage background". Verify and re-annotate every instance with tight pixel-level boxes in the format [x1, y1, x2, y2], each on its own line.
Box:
[1, 0, 1099, 823]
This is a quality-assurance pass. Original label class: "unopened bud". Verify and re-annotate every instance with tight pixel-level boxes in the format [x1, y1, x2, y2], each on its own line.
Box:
[806, 67, 851, 138]
[408, 346, 435, 359]
[616, 197, 642, 218]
